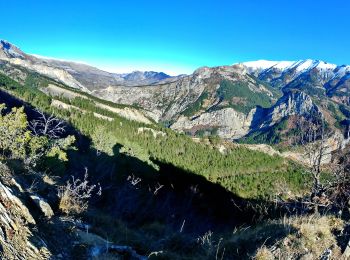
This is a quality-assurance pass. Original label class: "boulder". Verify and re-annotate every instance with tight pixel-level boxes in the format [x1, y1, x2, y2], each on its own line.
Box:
[30, 195, 54, 219]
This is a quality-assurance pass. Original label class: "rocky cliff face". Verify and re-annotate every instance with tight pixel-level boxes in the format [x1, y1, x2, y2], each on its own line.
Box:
[254, 90, 320, 129]
[171, 108, 254, 139]
[171, 90, 322, 139]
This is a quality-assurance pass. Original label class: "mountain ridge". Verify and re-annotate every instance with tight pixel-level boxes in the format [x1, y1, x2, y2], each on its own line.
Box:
[1, 39, 350, 147]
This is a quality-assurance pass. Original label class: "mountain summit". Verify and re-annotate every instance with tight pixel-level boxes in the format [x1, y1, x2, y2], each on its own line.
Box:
[0, 40, 26, 59]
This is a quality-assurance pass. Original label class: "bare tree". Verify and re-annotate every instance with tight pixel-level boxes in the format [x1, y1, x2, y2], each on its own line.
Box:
[293, 113, 338, 211]
[30, 109, 65, 138]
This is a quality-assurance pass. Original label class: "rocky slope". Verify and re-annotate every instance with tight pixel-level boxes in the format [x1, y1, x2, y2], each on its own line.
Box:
[0, 160, 148, 259]
[0, 184, 50, 258]
[0, 163, 52, 259]
[252, 90, 320, 129]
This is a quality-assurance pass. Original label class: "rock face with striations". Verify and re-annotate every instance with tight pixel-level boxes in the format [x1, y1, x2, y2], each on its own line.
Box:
[171, 90, 321, 139]
[94, 67, 212, 122]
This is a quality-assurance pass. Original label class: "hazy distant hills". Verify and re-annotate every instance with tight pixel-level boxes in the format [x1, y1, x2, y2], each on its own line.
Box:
[0, 40, 178, 90]
[1, 39, 350, 145]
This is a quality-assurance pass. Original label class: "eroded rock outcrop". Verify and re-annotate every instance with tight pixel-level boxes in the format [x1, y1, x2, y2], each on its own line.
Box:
[0, 164, 51, 259]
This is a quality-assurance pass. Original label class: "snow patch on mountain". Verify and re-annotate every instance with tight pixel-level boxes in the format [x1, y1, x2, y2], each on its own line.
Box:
[272, 61, 296, 70]
[291, 59, 315, 71]
[241, 60, 284, 70]
[242, 59, 338, 74]
[315, 60, 337, 70]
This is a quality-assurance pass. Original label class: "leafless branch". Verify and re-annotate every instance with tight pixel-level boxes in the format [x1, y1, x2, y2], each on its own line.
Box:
[127, 174, 141, 187]
[153, 183, 164, 195]
[30, 109, 66, 139]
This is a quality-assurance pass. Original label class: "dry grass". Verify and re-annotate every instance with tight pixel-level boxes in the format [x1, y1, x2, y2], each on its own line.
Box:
[217, 214, 345, 259]
[253, 215, 344, 260]
[255, 246, 274, 260]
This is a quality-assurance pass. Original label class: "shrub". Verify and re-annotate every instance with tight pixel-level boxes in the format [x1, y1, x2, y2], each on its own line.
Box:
[58, 171, 101, 215]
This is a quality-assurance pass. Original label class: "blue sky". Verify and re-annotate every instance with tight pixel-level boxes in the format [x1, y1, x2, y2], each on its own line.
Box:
[2, 0, 349, 75]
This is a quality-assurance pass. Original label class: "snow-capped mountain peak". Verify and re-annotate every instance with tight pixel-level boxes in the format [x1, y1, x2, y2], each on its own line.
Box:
[240, 59, 350, 96]
[242, 59, 338, 75]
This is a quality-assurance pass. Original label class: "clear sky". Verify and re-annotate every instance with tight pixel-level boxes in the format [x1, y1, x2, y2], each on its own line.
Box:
[1, 0, 349, 75]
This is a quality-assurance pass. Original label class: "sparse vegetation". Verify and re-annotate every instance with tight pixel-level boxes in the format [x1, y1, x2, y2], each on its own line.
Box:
[253, 215, 343, 260]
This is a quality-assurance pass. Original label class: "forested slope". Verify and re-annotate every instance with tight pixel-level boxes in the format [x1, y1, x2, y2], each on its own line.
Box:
[0, 70, 308, 199]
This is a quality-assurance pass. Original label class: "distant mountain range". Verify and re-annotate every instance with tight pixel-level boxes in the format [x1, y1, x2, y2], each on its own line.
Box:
[1, 39, 350, 147]
[0, 40, 178, 90]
